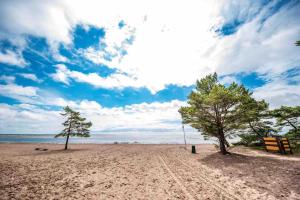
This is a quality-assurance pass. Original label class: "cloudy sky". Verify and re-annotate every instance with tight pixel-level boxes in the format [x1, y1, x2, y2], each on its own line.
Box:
[0, 0, 299, 134]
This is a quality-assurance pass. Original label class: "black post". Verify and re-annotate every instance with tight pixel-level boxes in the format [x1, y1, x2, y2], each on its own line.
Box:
[182, 123, 187, 149]
[192, 145, 196, 154]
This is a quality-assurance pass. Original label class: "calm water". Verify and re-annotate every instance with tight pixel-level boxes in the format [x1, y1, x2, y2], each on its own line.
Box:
[0, 132, 214, 144]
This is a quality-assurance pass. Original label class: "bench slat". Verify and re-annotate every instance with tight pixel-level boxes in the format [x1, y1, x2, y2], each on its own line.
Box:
[265, 142, 278, 145]
[263, 137, 277, 141]
[266, 146, 280, 151]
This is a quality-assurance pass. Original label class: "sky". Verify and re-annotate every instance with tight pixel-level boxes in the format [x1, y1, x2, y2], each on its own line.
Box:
[0, 0, 299, 134]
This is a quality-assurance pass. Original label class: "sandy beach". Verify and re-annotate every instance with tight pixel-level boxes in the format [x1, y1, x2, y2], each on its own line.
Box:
[0, 144, 299, 200]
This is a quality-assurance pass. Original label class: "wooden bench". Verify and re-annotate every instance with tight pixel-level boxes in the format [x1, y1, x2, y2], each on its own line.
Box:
[263, 137, 293, 154]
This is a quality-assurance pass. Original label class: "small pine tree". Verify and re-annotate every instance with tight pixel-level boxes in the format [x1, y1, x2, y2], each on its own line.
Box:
[55, 106, 92, 150]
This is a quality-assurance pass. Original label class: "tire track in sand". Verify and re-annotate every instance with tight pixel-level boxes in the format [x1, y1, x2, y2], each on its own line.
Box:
[166, 154, 243, 200]
[158, 155, 195, 200]
[159, 154, 216, 200]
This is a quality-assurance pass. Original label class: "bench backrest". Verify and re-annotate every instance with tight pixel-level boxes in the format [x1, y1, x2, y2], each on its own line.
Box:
[263, 137, 282, 153]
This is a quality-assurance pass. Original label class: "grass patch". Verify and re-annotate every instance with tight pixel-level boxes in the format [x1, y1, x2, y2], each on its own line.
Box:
[248, 146, 265, 151]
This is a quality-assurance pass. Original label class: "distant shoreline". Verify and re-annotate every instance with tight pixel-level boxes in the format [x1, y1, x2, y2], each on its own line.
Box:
[0, 132, 215, 144]
[0, 142, 205, 145]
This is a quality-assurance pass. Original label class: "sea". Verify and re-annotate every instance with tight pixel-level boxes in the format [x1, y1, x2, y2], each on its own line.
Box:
[0, 132, 215, 144]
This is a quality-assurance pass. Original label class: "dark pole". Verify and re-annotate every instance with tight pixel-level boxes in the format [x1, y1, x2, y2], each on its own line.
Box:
[182, 123, 187, 149]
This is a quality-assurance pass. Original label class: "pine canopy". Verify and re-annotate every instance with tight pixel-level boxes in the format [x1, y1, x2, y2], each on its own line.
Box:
[272, 106, 300, 137]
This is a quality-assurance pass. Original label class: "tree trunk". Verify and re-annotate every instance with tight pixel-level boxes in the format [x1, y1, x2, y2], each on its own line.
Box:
[65, 122, 71, 150]
[249, 122, 263, 139]
[219, 129, 229, 155]
[225, 139, 230, 147]
[286, 119, 298, 132]
[65, 133, 70, 150]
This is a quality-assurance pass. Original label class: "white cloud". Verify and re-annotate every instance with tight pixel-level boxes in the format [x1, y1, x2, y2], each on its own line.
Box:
[0, 99, 186, 134]
[82, 100, 186, 131]
[0, 82, 77, 108]
[69, 0, 300, 94]
[0, 0, 300, 135]
[253, 80, 300, 109]
[18, 73, 42, 83]
[50, 64, 70, 85]
[45, 97, 77, 108]
[1, 0, 299, 93]
[0, 103, 63, 134]
[0, 81, 187, 132]
[0, 83, 38, 102]
[69, 71, 139, 89]
[78, 100, 102, 111]
[0, 50, 27, 67]
[81, 22, 136, 66]
[220, 75, 239, 85]
[0, 75, 15, 83]
[0, 0, 72, 44]
[0, 76, 187, 133]
[211, 2, 300, 77]
[51, 64, 149, 92]
[1, 0, 216, 90]
[73, 0, 217, 92]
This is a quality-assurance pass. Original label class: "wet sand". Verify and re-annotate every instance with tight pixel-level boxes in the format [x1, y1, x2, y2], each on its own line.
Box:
[0, 144, 299, 200]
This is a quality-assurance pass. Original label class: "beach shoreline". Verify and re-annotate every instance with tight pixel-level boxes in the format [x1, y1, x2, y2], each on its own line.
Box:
[0, 133, 214, 144]
[1, 143, 299, 200]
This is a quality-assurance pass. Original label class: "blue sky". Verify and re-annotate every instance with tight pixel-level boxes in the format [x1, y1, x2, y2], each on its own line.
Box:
[0, 0, 299, 134]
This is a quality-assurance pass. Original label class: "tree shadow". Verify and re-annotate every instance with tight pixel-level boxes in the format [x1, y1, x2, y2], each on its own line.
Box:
[200, 152, 300, 199]
[39, 148, 88, 155]
[20, 148, 89, 156]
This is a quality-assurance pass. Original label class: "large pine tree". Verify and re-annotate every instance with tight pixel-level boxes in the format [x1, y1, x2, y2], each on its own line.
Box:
[179, 73, 251, 154]
[55, 106, 92, 150]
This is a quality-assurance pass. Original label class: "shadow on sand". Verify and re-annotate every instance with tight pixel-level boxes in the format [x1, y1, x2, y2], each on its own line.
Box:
[19, 148, 89, 157]
[200, 152, 300, 199]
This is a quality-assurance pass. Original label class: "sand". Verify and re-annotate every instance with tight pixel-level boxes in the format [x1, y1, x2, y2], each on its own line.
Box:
[0, 144, 299, 200]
